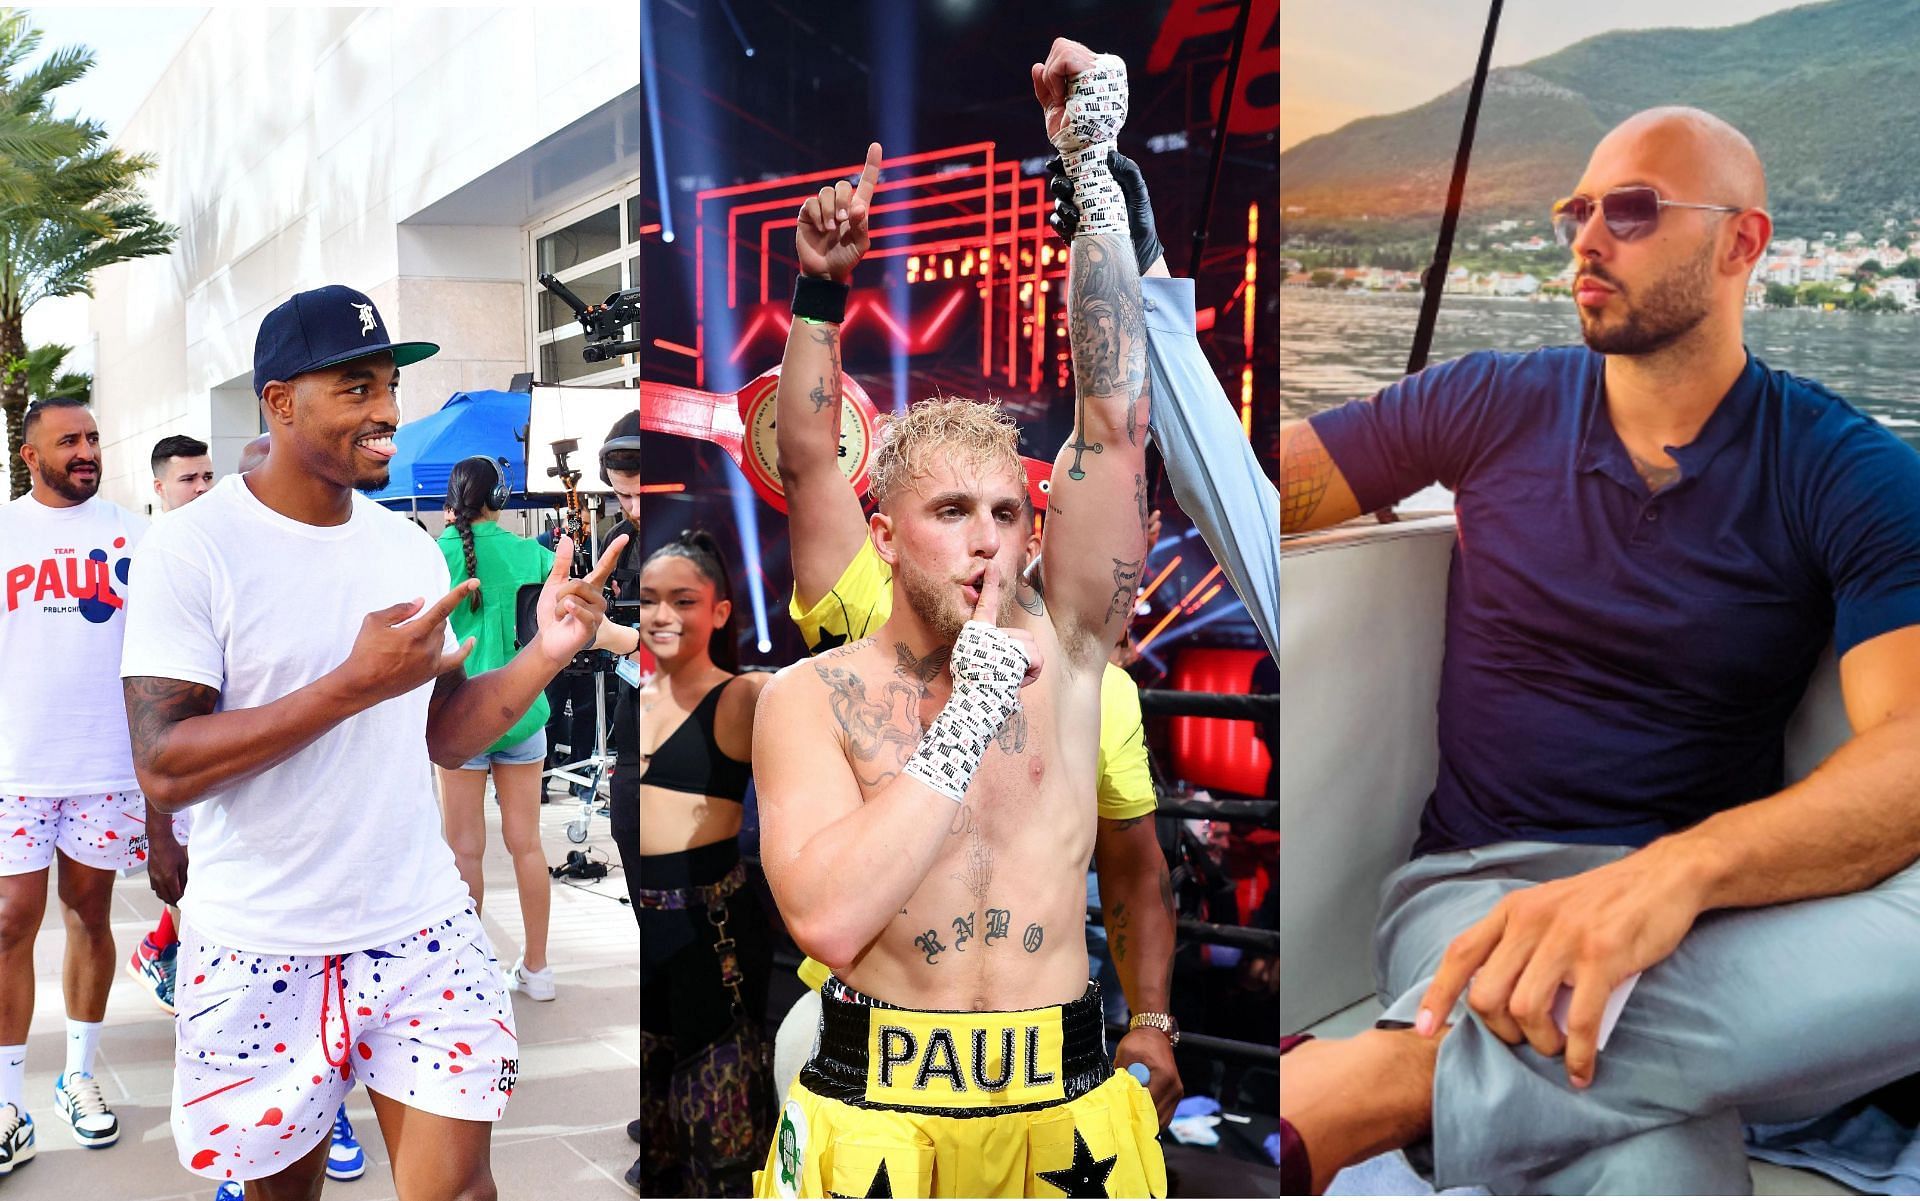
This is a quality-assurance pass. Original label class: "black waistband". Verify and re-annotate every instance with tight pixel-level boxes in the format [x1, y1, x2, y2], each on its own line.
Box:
[799, 976, 1111, 1116]
[636, 839, 739, 888]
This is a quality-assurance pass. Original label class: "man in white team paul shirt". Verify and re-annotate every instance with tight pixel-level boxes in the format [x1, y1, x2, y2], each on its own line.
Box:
[0, 397, 149, 1174]
[120, 285, 628, 1199]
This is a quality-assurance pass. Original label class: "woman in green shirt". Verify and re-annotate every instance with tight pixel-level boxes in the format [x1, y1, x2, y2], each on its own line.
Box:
[436, 456, 561, 1000]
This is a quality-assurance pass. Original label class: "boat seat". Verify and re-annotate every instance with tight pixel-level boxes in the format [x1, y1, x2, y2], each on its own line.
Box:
[1282, 514, 1860, 1194]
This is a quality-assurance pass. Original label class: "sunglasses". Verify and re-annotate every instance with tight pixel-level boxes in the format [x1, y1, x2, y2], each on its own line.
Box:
[1551, 186, 1743, 246]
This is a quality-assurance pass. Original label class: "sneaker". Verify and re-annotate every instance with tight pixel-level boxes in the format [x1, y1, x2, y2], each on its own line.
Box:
[53, 1073, 118, 1148]
[125, 939, 177, 1015]
[213, 1182, 244, 1200]
[505, 956, 556, 1002]
[627, 1117, 643, 1144]
[325, 1104, 365, 1181]
[0, 1103, 34, 1176]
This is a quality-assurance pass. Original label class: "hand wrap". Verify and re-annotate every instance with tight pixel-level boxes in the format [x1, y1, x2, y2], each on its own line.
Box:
[901, 621, 1031, 804]
[1048, 53, 1130, 239]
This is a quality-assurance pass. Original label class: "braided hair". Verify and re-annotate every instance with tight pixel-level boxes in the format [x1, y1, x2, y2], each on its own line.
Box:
[643, 529, 740, 672]
[445, 457, 502, 613]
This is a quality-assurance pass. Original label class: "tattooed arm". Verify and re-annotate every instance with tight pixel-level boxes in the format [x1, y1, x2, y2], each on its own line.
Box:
[782, 142, 884, 608]
[753, 658, 962, 971]
[123, 675, 362, 811]
[1279, 419, 1362, 534]
[1094, 813, 1183, 1125]
[1042, 230, 1153, 667]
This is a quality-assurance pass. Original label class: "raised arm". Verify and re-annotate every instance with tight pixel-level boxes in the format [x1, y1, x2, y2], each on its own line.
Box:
[1033, 44, 1152, 666]
[780, 143, 884, 606]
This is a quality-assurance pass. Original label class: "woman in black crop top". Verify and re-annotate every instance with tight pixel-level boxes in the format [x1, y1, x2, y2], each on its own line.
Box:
[627, 529, 773, 1197]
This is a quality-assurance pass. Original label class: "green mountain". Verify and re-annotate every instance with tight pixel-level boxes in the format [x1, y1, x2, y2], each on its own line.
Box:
[1280, 0, 1920, 237]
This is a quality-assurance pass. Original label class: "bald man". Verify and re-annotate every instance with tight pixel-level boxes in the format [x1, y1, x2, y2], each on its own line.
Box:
[1281, 107, 1920, 1192]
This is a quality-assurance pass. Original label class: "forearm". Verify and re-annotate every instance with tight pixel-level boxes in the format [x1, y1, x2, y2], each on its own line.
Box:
[130, 675, 361, 811]
[776, 775, 958, 968]
[427, 645, 566, 768]
[1096, 837, 1175, 1014]
[145, 797, 182, 846]
[773, 312, 844, 486]
[1069, 231, 1150, 445]
[594, 620, 640, 657]
[1662, 710, 1920, 909]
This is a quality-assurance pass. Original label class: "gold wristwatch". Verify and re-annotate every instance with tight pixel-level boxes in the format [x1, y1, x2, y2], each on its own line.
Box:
[1127, 1011, 1179, 1045]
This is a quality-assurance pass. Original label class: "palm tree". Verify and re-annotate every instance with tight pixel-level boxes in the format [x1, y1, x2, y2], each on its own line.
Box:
[0, 11, 175, 497]
[10, 340, 88, 406]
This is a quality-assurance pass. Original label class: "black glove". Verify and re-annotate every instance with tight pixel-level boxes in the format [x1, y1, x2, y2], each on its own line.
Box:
[1044, 149, 1164, 276]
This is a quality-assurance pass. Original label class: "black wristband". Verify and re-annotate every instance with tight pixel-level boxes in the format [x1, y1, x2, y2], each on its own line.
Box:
[793, 273, 849, 324]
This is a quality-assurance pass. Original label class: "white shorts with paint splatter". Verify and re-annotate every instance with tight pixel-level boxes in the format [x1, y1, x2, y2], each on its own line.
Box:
[0, 790, 183, 874]
[171, 905, 518, 1184]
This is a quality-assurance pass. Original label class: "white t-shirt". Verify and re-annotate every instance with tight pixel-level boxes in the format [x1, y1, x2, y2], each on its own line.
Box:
[0, 492, 147, 795]
[119, 475, 470, 955]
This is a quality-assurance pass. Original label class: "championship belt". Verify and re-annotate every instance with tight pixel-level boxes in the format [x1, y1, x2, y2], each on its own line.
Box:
[636, 365, 877, 514]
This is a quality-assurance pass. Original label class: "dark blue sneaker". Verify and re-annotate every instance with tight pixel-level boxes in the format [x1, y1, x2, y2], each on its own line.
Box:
[53, 1073, 117, 1148]
[326, 1105, 365, 1181]
[213, 1181, 244, 1200]
[125, 940, 177, 1015]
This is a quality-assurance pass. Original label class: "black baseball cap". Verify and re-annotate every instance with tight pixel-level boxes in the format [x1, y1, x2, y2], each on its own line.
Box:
[252, 284, 439, 397]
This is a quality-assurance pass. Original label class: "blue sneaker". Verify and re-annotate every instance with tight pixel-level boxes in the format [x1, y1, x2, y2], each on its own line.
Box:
[326, 1105, 365, 1181]
[213, 1181, 244, 1200]
[125, 940, 177, 1015]
[53, 1073, 118, 1148]
[0, 1103, 33, 1175]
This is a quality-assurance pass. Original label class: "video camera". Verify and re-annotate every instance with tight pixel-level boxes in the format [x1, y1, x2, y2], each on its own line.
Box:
[537, 274, 641, 362]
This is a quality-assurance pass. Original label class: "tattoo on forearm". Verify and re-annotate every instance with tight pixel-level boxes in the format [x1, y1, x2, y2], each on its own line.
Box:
[1110, 900, 1130, 964]
[1068, 236, 1147, 399]
[1023, 923, 1045, 953]
[1106, 557, 1143, 624]
[1108, 814, 1151, 831]
[808, 378, 834, 414]
[1281, 430, 1335, 533]
[806, 324, 842, 415]
[123, 677, 219, 767]
[1133, 473, 1149, 535]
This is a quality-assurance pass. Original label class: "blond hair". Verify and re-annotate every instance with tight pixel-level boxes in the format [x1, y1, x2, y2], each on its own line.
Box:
[869, 395, 1023, 509]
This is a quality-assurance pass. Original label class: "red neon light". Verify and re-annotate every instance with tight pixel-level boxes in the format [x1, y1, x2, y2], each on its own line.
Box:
[1195, 306, 1216, 333]
[653, 338, 698, 358]
[640, 484, 687, 494]
[1242, 202, 1258, 440]
[638, 223, 662, 236]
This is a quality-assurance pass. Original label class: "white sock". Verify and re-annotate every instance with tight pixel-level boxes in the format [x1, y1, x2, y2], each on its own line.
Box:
[0, 1045, 22, 1109]
[64, 1019, 102, 1081]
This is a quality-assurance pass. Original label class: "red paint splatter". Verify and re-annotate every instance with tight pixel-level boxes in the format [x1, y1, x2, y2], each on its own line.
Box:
[273, 1043, 286, 1053]
[454, 1042, 472, 1056]
[448, 1064, 464, 1073]
[443, 989, 455, 1000]
[194, 974, 205, 984]
[356, 1006, 372, 1016]
[357, 1041, 373, 1060]
[210, 1124, 229, 1135]
[259, 1107, 282, 1127]
[191, 1149, 220, 1169]
[103, 830, 117, 840]
[409, 1019, 421, 1027]
[489, 1017, 517, 1041]
[311, 1075, 323, 1085]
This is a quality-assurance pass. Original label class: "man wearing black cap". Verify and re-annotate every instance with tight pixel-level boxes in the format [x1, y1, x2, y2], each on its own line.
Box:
[119, 285, 626, 1199]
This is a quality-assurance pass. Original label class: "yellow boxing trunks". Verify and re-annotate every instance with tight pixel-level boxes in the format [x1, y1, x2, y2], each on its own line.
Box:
[755, 975, 1166, 1198]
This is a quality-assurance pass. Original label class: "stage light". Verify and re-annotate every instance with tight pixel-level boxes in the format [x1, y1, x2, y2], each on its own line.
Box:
[662, 230, 676, 243]
[757, 637, 772, 652]
[640, 0, 677, 247]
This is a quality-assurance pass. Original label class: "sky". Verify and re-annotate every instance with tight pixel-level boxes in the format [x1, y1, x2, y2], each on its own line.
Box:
[1282, 0, 1821, 151]
[24, 6, 206, 141]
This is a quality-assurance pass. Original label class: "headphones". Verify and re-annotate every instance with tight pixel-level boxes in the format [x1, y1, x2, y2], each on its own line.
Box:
[598, 435, 642, 485]
[459, 455, 512, 511]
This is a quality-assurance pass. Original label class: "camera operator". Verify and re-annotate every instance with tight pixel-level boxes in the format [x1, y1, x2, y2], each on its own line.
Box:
[595, 412, 645, 903]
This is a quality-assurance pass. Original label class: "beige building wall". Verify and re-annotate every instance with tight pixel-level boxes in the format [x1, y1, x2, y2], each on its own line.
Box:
[82, 5, 639, 512]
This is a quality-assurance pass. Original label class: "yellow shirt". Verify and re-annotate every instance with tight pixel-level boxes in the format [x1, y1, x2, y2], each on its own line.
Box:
[790, 543, 1157, 992]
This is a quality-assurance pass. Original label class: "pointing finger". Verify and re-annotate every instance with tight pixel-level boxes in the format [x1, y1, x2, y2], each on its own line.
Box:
[854, 142, 882, 205]
[548, 537, 576, 583]
[420, 579, 479, 625]
[971, 566, 1003, 624]
[585, 533, 631, 587]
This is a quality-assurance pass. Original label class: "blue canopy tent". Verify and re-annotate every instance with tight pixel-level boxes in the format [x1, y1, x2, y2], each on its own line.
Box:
[365, 390, 551, 509]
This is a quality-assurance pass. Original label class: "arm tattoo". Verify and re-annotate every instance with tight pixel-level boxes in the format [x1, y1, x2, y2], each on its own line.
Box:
[1281, 429, 1335, 533]
[806, 324, 842, 415]
[1107, 813, 1151, 831]
[1110, 900, 1130, 964]
[123, 677, 219, 768]
[1068, 236, 1147, 399]
[1133, 472, 1149, 534]
[1106, 557, 1143, 624]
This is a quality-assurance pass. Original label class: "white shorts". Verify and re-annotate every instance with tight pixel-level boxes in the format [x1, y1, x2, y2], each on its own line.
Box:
[0, 790, 185, 874]
[172, 906, 518, 1183]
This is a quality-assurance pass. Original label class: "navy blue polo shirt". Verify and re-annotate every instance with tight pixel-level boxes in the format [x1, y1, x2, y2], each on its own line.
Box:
[1310, 347, 1920, 856]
